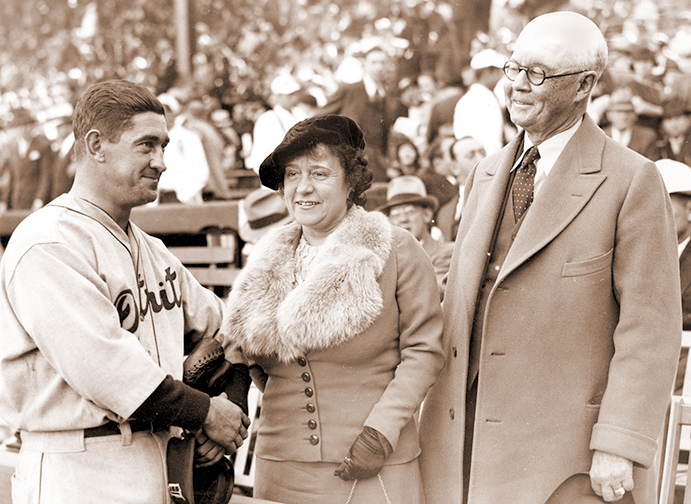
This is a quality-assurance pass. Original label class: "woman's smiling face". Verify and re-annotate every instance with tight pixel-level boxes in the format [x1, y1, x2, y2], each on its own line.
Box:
[283, 144, 351, 239]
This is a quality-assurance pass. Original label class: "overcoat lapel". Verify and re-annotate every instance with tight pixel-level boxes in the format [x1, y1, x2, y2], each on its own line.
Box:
[452, 134, 524, 327]
[499, 116, 607, 281]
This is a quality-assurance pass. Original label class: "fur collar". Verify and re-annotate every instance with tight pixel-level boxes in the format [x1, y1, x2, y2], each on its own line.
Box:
[223, 206, 393, 362]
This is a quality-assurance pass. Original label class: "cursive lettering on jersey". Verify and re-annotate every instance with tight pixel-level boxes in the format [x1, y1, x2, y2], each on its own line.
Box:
[115, 267, 182, 332]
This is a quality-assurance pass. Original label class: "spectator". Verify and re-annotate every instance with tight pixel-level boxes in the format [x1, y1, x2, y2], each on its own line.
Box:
[377, 175, 453, 296]
[0, 108, 55, 212]
[435, 136, 487, 242]
[244, 74, 310, 173]
[655, 96, 691, 166]
[183, 100, 234, 201]
[387, 136, 423, 179]
[425, 78, 466, 147]
[237, 186, 293, 264]
[420, 12, 681, 504]
[320, 46, 408, 182]
[602, 87, 658, 159]
[48, 113, 77, 203]
[453, 49, 507, 155]
[157, 94, 210, 204]
[0, 79, 249, 503]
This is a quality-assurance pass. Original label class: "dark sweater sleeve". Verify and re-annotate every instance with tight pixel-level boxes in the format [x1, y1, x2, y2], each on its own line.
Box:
[133, 375, 210, 432]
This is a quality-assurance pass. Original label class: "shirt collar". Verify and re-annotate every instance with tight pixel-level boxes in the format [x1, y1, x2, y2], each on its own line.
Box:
[363, 74, 382, 100]
[680, 235, 690, 258]
[513, 117, 583, 196]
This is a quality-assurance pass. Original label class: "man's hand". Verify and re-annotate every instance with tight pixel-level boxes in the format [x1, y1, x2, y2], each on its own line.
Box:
[590, 450, 634, 502]
[202, 392, 250, 454]
[194, 429, 226, 467]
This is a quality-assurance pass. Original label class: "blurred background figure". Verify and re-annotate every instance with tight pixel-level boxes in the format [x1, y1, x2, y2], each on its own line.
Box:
[244, 73, 310, 173]
[377, 175, 453, 296]
[656, 158, 691, 395]
[47, 108, 77, 204]
[320, 46, 408, 182]
[237, 186, 293, 265]
[157, 94, 210, 204]
[436, 136, 487, 242]
[602, 87, 659, 159]
[183, 100, 235, 201]
[656, 96, 691, 166]
[453, 49, 507, 156]
[0, 108, 54, 212]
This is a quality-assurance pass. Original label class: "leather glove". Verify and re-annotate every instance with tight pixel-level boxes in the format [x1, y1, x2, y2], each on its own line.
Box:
[184, 337, 251, 414]
[334, 426, 393, 481]
[221, 363, 251, 416]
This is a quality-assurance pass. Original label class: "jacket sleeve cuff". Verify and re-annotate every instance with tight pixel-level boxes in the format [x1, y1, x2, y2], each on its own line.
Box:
[589, 422, 659, 468]
[132, 375, 210, 432]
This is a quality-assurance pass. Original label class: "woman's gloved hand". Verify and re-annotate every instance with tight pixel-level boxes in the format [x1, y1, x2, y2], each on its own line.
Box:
[334, 426, 393, 481]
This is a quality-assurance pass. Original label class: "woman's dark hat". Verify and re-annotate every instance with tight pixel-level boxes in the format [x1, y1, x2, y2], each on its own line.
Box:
[259, 114, 366, 190]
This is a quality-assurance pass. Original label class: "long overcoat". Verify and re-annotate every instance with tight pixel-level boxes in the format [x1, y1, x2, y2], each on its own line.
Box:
[419, 115, 682, 504]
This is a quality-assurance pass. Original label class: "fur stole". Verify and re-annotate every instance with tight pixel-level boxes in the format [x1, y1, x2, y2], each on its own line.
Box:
[223, 206, 393, 363]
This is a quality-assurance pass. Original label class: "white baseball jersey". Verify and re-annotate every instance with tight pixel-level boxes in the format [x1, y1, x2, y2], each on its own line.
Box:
[0, 193, 228, 432]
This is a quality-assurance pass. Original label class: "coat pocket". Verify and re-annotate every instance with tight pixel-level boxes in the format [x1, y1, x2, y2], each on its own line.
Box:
[562, 248, 613, 277]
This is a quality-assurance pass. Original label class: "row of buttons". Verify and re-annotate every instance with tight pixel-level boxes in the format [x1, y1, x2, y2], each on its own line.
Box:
[299, 356, 319, 445]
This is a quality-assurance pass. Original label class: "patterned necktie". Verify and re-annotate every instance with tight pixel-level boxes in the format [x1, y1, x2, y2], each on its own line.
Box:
[512, 146, 540, 222]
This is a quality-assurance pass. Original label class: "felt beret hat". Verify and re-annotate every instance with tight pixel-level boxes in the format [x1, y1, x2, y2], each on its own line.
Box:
[259, 114, 366, 190]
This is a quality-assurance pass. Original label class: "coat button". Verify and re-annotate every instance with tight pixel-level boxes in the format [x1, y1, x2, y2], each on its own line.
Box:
[310, 435, 319, 445]
[452, 346, 457, 358]
[304, 387, 314, 397]
[297, 357, 307, 366]
[449, 408, 455, 420]
[306, 403, 315, 413]
[308, 419, 317, 429]
[301, 372, 311, 382]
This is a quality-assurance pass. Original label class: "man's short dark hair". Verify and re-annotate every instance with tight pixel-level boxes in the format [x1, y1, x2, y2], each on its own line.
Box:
[73, 80, 164, 158]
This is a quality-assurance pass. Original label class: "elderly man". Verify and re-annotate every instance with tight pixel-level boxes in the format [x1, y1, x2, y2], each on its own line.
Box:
[420, 11, 681, 504]
[377, 175, 453, 294]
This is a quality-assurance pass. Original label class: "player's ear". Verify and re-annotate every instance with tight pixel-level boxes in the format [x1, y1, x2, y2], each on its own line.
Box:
[85, 129, 105, 162]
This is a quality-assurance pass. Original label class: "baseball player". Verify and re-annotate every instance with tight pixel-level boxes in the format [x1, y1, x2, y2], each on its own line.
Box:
[0, 80, 249, 504]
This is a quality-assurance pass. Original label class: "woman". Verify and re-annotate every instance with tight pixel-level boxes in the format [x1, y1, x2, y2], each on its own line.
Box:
[223, 114, 445, 503]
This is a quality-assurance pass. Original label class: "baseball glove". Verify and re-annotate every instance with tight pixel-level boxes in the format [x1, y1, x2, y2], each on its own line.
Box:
[168, 337, 251, 504]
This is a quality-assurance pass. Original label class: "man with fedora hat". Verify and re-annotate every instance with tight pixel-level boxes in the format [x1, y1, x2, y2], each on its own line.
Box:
[655, 96, 691, 165]
[602, 87, 658, 160]
[0, 107, 55, 212]
[377, 175, 453, 295]
[238, 186, 293, 264]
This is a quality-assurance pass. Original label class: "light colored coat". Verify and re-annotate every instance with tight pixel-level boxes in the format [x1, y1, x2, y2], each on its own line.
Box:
[419, 115, 682, 504]
[223, 206, 445, 465]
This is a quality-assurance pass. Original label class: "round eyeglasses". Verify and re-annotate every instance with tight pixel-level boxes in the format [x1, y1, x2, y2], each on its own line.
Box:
[503, 61, 586, 86]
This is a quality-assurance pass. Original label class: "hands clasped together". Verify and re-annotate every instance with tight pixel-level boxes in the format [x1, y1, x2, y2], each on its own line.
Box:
[195, 392, 250, 467]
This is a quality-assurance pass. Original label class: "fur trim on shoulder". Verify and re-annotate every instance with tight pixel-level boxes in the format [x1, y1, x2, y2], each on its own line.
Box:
[223, 207, 393, 362]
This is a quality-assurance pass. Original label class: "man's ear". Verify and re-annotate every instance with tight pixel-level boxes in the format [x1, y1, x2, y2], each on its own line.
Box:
[422, 207, 434, 223]
[576, 72, 598, 100]
[85, 129, 105, 162]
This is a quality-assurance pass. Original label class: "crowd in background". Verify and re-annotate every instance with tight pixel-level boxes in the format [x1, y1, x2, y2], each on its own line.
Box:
[4, 10, 691, 237]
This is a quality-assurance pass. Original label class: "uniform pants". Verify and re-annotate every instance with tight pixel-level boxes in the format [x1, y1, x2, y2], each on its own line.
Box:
[12, 426, 171, 504]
